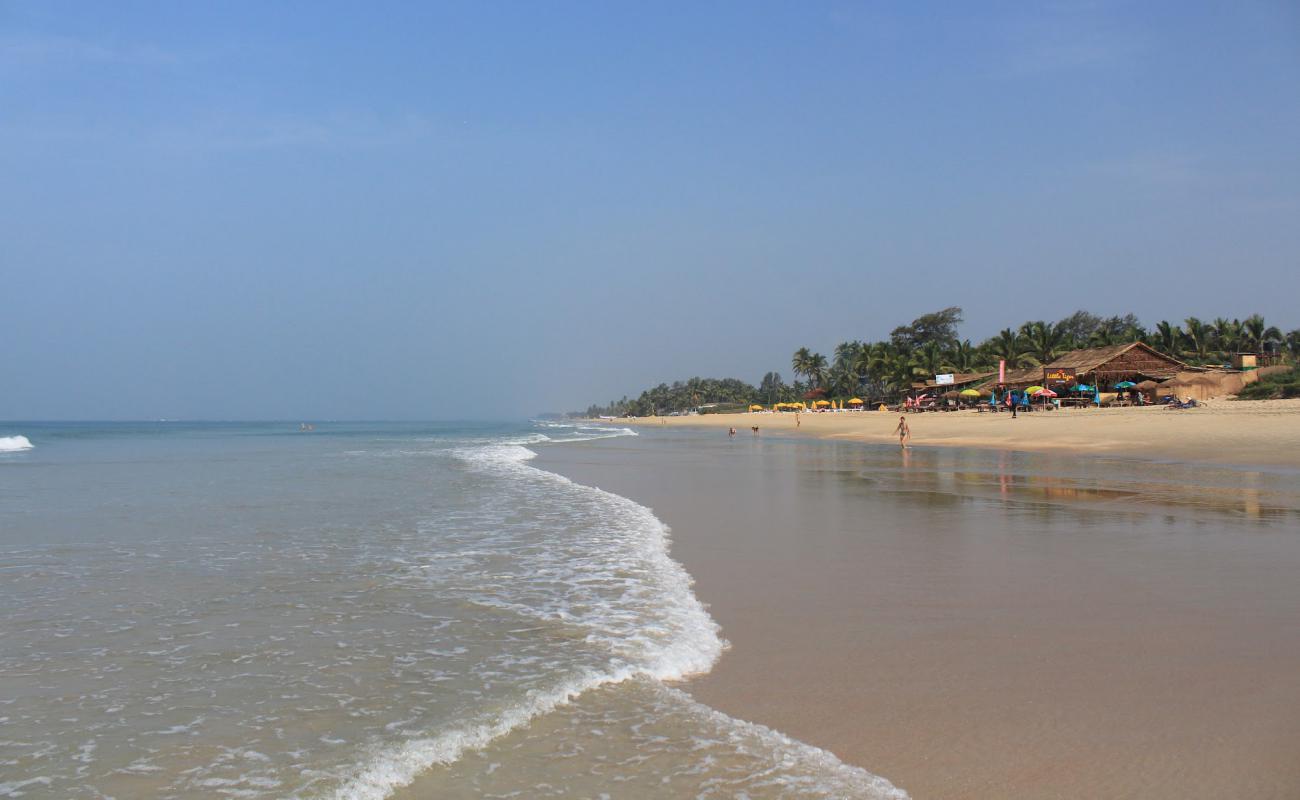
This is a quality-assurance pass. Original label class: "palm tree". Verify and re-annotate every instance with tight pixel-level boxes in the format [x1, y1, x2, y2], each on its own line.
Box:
[1211, 318, 1242, 358]
[827, 362, 859, 398]
[1152, 321, 1183, 358]
[1183, 317, 1211, 363]
[1242, 314, 1283, 355]
[834, 340, 864, 370]
[1286, 330, 1300, 361]
[1020, 320, 1067, 365]
[987, 328, 1034, 368]
[791, 348, 813, 386]
[913, 340, 950, 378]
[808, 353, 829, 389]
[881, 349, 918, 397]
[948, 339, 982, 373]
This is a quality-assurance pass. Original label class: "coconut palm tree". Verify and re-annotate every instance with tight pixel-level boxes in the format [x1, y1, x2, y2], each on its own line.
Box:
[881, 350, 919, 397]
[1152, 321, 1184, 358]
[805, 352, 828, 390]
[1286, 330, 1300, 361]
[791, 348, 814, 386]
[1211, 318, 1242, 358]
[827, 361, 859, 398]
[913, 339, 951, 378]
[987, 328, 1034, 368]
[1182, 317, 1211, 363]
[1020, 321, 1067, 365]
[948, 339, 982, 373]
[834, 340, 864, 370]
[1242, 314, 1283, 355]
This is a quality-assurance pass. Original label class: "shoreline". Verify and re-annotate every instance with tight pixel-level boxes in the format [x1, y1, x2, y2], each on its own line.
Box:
[536, 428, 1300, 799]
[591, 397, 1300, 469]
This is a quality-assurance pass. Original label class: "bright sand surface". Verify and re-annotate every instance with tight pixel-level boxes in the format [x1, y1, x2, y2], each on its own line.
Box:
[536, 425, 1300, 799]
[611, 398, 1300, 468]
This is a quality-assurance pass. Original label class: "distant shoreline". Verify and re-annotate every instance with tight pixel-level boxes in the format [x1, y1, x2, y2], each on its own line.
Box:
[589, 397, 1300, 469]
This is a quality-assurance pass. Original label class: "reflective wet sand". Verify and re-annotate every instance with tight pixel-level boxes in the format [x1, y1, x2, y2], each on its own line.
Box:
[538, 432, 1300, 799]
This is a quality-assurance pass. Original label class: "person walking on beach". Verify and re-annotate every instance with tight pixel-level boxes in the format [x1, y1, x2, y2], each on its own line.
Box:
[795, 413, 801, 428]
[728, 427, 736, 438]
[895, 416, 910, 449]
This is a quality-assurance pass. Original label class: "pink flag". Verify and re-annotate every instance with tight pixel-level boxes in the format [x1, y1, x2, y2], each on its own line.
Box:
[999, 359, 1006, 384]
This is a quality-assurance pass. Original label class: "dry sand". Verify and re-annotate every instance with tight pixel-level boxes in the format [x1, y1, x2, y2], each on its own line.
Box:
[538, 427, 1300, 799]
[611, 398, 1300, 468]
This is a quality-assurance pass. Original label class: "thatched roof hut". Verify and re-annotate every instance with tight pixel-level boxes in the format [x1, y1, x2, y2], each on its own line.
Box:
[1043, 342, 1184, 383]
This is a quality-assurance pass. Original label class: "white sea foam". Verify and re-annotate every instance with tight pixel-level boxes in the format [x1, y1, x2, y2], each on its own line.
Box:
[327, 438, 905, 800]
[0, 435, 33, 452]
[329, 440, 722, 798]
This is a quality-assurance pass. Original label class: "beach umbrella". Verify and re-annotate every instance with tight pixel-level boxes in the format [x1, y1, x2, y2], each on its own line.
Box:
[1024, 385, 1044, 394]
[814, 399, 831, 407]
[847, 397, 863, 405]
[1032, 388, 1057, 397]
[1113, 381, 1137, 389]
[749, 404, 763, 411]
[1071, 383, 1095, 393]
[960, 388, 981, 397]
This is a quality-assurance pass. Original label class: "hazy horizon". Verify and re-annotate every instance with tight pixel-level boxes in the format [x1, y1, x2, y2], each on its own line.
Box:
[4, 2, 1298, 419]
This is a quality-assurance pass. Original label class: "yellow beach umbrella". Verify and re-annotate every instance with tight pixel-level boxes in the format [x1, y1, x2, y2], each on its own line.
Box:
[848, 397, 863, 405]
[960, 389, 981, 397]
[1024, 385, 1044, 394]
[749, 404, 763, 411]
[814, 399, 831, 407]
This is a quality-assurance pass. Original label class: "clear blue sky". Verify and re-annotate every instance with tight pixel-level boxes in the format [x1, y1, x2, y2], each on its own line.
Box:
[3, 1, 1297, 419]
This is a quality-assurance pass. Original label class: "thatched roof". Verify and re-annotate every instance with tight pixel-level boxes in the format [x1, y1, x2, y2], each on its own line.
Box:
[1043, 342, 1183, 377]
[922, 371, 995, 389]
[978, 367, 1043, 389]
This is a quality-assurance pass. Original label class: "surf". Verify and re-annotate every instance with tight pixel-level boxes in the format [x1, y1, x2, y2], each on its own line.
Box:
[0, 435, 34, 452]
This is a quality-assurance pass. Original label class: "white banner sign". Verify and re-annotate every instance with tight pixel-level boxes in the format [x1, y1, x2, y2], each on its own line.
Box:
[935, 374, 955, 385]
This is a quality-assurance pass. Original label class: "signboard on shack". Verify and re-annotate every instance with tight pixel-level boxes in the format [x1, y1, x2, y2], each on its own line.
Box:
[1044, 369, 1074, 383]
[935, 374, 955, 385]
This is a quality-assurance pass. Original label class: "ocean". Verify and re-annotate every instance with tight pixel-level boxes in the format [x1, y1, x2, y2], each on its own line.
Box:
[0, 421, 904, 799]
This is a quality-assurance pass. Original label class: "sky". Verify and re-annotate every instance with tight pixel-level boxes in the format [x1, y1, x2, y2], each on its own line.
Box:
[2, 1, 1298, 419]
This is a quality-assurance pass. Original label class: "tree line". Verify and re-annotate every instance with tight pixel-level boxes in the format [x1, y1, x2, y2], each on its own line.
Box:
[578, 308, 1299, 417]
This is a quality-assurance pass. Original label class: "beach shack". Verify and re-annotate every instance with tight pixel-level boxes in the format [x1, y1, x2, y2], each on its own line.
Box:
[1041, 342, 1183, 403]
[977, 343, 1185, 407]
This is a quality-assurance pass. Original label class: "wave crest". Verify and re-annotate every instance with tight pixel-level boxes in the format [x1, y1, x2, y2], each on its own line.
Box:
[0, 435, 33, 452]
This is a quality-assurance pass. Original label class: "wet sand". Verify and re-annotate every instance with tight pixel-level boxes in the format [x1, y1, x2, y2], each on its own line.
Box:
[537, 431, 1300, 798]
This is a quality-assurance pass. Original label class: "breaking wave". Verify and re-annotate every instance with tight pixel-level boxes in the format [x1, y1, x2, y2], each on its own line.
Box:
[0, 435, 33, 452]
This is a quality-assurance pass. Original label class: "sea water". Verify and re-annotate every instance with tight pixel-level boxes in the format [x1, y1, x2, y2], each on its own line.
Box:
[0, 422, 903, 799]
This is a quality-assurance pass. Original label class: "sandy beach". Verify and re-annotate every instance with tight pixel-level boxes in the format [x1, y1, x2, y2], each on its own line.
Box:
[606, 398, 1300, 469]
[538, 428, 1300, 798]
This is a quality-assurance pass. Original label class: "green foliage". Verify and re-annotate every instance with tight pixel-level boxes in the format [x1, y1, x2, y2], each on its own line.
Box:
[1235, 370, 1300, 400]
[890, 306, 963, 350]
[583, 377, 765, 417]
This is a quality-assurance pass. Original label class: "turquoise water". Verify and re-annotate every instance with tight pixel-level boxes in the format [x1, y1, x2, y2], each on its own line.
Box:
[0, 422, 903, 799]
